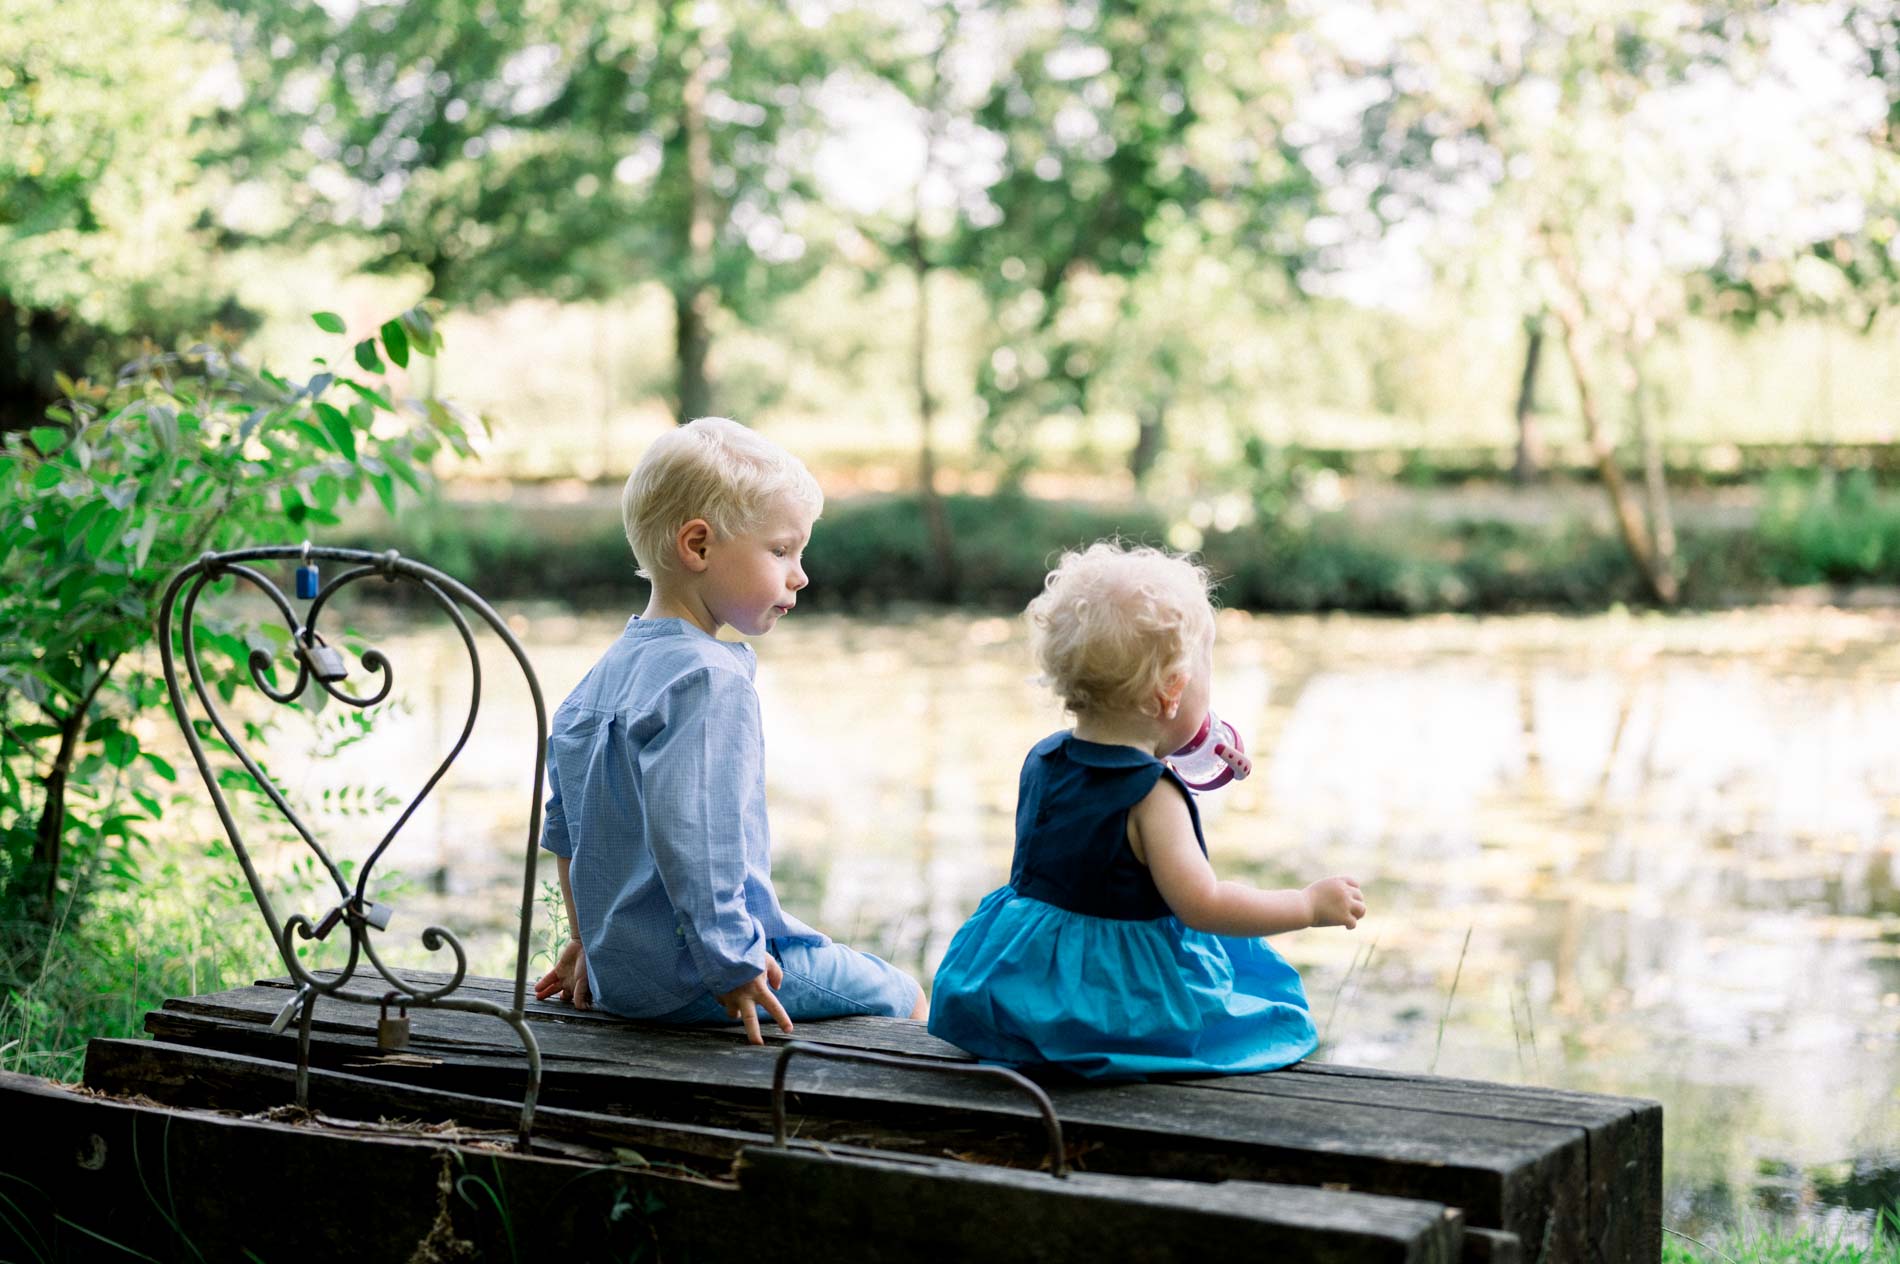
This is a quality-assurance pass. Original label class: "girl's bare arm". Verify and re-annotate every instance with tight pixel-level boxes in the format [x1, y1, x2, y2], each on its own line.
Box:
[1130, 781, 1365, 936]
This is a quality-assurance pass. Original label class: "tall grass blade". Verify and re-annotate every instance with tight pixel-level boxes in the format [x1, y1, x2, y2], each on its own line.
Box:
[1430, 924, 1472, 1075]
[0, 1179, 53, 1264]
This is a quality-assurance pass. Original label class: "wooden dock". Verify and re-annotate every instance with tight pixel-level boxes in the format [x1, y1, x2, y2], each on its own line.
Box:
[0, 971, 1660, 1263]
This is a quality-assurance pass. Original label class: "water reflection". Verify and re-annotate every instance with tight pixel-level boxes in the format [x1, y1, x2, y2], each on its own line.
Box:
[232, 604, 1900, 1241]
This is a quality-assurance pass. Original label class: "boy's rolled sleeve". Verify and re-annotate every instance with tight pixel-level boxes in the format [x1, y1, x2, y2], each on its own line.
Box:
[638, 668, 770, 997]
[540, 751, 574, 858]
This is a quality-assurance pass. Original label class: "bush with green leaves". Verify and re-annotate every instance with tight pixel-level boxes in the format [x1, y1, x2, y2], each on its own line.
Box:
[1755, 469, 1900, 586]
[0, 308, 471, 1026]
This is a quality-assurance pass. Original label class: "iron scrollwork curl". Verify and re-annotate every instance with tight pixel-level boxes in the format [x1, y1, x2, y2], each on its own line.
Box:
[158, 545, 546, 1148]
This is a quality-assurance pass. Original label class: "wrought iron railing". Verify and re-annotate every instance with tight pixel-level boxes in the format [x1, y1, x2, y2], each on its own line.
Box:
[157, 544, 545, 1149]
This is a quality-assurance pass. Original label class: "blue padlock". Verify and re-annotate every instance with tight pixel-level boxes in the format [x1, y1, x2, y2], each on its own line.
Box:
[295, 541, 319, 599]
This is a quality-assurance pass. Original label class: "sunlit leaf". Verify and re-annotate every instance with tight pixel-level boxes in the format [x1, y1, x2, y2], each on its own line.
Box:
[314, 402, 357, 462]
[370, 471, 397, 516]
[343, 380, 394, 412]
[380, 319, 410, 369]
[290, 419, 333, 452]
[83, 507, 124, 556]
[103, 731, 140, 768]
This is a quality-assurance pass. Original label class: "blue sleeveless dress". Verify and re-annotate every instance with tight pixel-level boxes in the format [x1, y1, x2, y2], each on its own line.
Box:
[928, 732, 1317, 1080]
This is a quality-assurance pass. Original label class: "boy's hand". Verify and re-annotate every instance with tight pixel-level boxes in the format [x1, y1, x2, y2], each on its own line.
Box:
[1305, 876, 1367, 930]
[534, 939, 592, 1010]
[717, 956, 792, 1045]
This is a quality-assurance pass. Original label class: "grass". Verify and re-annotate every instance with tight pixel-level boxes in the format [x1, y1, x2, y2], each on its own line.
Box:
[1428, 924, 1473, 1076]
[1664, 1209, 1900, 1264]
[0, 849, 282, 1083]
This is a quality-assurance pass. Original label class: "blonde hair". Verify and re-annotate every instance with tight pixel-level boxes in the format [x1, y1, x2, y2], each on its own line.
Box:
[621, 416, 824, 580]
[1027, 541, 1215, 718]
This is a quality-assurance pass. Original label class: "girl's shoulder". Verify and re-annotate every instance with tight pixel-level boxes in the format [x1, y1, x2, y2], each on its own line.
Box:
[1025, 730, 1162, 774]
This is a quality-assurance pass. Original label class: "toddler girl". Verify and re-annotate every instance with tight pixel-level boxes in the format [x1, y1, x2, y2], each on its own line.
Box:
[928, 541, 1366, 1079]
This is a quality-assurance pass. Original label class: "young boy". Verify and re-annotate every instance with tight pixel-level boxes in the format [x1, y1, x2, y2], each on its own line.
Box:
[533, 416, 926, 1042]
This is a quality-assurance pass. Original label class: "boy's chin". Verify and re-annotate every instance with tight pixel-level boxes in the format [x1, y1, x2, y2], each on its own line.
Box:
[737, 609, 786, 636]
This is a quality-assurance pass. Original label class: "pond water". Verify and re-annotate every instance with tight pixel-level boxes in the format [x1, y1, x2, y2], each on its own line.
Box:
[233, 602, 1900, 1243]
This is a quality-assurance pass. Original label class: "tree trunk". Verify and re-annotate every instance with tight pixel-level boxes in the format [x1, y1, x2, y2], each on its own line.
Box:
[1512, 318, 1545, 484]
[595, 304, 614, 477]
[1131, 399, 1167, 487]
[1626, 342, 1677, 584]
[24, 708, 83, 916]
[910, 224, 958, 600]
[674, 40, 717, 426]
[1550, 300, 1678, 605]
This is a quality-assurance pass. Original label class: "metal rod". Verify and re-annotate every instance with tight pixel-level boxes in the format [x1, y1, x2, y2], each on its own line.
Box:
[158, 545, 546, 1146]
[769, 1040, 1069, 1177]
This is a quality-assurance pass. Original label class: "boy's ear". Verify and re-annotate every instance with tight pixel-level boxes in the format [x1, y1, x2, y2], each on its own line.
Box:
[675, 519, 713, 573]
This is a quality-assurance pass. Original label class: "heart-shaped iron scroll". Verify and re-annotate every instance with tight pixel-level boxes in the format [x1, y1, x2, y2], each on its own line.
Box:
[157, 546, 545, 1148]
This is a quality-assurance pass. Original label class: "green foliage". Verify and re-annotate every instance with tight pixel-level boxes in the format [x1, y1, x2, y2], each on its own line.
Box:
[342, 491, 1171, 611]
[0, 307, 465, 955]
[955, 1, 1315, 474]
[338, 481, 1845, 615]
[212, 0, 853, 417]
[0, 0, 246, 423]
[1755, 470, 1900, 585]
[1663, 1207, 1900, 1264]
[804, 493, 1173, 611]
[0, 835, 279, 1081]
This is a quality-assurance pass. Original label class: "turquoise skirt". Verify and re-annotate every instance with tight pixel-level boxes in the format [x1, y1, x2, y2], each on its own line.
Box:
[927, 886, 1318, 1080]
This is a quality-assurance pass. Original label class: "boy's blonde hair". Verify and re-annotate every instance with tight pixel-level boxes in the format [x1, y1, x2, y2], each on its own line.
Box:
[622, 416, 824, 580]
[1027, 541, 1215, 717]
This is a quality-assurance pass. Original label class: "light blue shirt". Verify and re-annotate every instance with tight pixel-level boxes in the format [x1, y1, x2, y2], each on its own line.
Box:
[540, 617, 825, 1016]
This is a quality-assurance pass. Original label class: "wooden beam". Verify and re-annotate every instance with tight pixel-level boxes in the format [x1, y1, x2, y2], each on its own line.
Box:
[2, 1071, 1473, 1264]
[143, 979, 1636, 1259]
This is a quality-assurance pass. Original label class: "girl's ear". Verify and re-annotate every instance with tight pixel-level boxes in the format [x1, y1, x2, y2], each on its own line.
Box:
[675, 519, 713, 573]
[1156, 672, 1186, 720]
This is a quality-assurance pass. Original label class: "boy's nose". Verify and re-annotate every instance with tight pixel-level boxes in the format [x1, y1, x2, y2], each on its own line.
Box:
[789, 562, 808, 590]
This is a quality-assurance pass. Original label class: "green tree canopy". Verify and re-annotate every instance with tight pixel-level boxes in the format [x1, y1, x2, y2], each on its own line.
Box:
[0, 0, 240, 425]
[213, 0, 863, 421]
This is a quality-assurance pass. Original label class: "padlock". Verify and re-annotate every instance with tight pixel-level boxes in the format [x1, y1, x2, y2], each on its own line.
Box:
[295, 563, 320, 600]
[310, 903, 344, 940]
[298, 638, 348, 682]
[377, 994, 411, 1051]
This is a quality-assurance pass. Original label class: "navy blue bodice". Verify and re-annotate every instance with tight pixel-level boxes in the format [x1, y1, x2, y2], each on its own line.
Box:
[1008, 731, 1206, 921]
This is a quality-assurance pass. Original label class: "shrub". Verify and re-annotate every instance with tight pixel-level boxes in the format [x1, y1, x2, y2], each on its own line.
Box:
[0, 309, 471, 1075]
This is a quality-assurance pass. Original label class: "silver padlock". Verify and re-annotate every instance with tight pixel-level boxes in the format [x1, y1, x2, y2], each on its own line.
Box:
[377, 994, 411, 1051]
[299, 639, 348, 682]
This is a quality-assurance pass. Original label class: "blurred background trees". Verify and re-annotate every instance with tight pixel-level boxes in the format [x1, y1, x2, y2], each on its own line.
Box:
[4, 0, 1899, 608]
[0, 0, 247, 419]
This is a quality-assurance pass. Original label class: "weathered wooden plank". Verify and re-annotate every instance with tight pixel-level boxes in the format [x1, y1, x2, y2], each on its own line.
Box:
[83, 1037, 1034, 1169]
[1462, 1227, 1525, 1264]
[738, 1148, 1466, 1264]
[155, 986, 1576, 1170]
[149, 985, 1585, 1255]
[0, 1072, 1470, 1264]
[1239, 1065, 1661, 1264]
[85, 1039, 1503, 1264]
[253, 969, 1657, 1264]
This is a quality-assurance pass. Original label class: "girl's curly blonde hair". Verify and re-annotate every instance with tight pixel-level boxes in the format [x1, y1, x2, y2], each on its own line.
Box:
[1026, 541, 1215, 718]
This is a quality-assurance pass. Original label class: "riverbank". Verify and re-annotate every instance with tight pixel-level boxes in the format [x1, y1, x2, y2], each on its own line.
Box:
[336, 471, 1900, 613]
